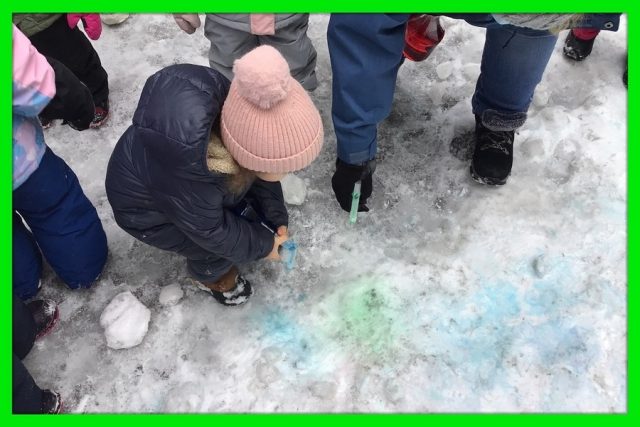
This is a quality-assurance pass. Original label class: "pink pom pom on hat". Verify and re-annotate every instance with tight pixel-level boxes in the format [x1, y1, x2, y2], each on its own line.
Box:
[221, 45, 323, 173]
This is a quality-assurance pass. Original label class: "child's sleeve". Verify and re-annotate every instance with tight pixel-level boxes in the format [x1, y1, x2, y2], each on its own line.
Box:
[157, 182, 275, 263]
[246, 179, 289, 228]
[12, 24, 55, 118]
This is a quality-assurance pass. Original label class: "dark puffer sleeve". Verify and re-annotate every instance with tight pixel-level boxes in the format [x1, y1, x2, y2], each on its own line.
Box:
[246, 179, 289, 228]
[153, 179, 274, 263]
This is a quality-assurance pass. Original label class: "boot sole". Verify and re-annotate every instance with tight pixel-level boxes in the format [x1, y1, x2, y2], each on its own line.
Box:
[35, 306, 60, 340]
[470, 165, 508, 186]
[90, 112, 110, 128]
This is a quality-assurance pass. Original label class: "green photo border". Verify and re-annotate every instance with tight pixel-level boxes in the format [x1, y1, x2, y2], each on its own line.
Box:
[2, 0, 635, 424]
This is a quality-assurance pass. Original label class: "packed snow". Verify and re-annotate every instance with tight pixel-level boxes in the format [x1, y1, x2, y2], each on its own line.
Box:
[281, 173, 308, 205]
[158, 284, 184, 307]
[99, 291, 151, 349]
[23, 14, 627, 412]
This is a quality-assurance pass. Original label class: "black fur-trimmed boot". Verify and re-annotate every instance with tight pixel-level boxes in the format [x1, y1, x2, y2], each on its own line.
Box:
[193, 266, 253, 306]
[209, 275, 253, 306]
[470, 115, 514, 186]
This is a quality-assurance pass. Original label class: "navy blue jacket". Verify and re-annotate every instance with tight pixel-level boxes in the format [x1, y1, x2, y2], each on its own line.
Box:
[106, 64, 287, 265]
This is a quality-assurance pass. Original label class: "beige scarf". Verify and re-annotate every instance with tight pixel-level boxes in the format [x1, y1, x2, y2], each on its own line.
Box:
[206, 134, 254, 193]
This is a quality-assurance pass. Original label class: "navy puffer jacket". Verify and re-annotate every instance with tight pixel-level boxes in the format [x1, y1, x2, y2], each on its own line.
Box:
[106, 64, 286, 264]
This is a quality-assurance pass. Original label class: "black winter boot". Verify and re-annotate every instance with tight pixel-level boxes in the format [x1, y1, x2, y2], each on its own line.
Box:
[26, 299, 59, 340]
[470, 115, 514, 186]
[563, 31, 595, 61]
[193, 267, 254, 307]
[210, 275, 253, 306]
[41, 390, 63, 414]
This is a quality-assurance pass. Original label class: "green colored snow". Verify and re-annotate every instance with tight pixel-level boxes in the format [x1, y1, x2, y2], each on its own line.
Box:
[318, 276, 404, 362]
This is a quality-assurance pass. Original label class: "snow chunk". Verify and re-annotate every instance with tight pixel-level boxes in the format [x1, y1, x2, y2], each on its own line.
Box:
[101, 14, 129, 25]
[159, 284, 184, 306]
[281, 173, 307, 205]
[100, 291, 151, 349]
[532, 254, 550, 278]
[436, 61, 454, 80]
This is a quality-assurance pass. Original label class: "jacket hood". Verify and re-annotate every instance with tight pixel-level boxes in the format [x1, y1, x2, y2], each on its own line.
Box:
[131, 64, 231, 180]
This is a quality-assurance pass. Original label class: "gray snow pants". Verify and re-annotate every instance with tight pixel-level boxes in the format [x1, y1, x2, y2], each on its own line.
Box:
[204, 14, 318, 91]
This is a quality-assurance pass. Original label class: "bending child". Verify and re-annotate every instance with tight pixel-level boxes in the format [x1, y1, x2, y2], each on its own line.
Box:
[106, 46, 323, 306]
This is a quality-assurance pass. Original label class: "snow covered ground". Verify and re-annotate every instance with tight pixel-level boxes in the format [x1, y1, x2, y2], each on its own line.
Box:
[25, 14, 627, 412]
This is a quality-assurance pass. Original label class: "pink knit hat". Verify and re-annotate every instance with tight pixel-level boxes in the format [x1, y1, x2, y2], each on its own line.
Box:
[221, 45, 323, 173]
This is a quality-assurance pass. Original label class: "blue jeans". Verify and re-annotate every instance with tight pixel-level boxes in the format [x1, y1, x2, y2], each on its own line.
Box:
[328, 13, 558, 163]
[13, 147, 108, 299]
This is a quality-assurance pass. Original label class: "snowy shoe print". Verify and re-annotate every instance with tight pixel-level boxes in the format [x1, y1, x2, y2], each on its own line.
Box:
[470, 116, 514, 186]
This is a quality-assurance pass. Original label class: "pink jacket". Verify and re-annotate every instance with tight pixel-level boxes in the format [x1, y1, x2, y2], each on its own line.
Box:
[12, 24, 55, 189]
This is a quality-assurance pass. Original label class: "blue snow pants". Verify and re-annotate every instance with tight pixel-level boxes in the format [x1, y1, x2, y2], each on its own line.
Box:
[327, 13, 558, 164]
[12, 293, 41, 414]
[12, 147, 107, 300]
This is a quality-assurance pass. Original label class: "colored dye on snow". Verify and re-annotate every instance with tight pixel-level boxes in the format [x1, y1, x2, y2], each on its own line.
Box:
[255, 308, 313, 365]
[318, 276, 403, 362]
[440, 283, 521, 387]
[525, 319, 592, 374]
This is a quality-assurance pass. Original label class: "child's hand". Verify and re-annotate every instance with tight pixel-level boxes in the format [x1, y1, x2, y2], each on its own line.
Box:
[173, 14, 201, 34]
[266, 231, 288, 261]
[276, 225, 288, 238]
[67, 14, 102, 40]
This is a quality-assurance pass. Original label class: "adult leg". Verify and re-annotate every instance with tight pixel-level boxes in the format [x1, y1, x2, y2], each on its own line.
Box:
[327, 14, 409, 209]
[327, 13, 409, 164]
[12, 213, 43, 300]
[13, 147, 107, 289]
[460, 15, 557, 183]
[472, 22, 557, 129]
